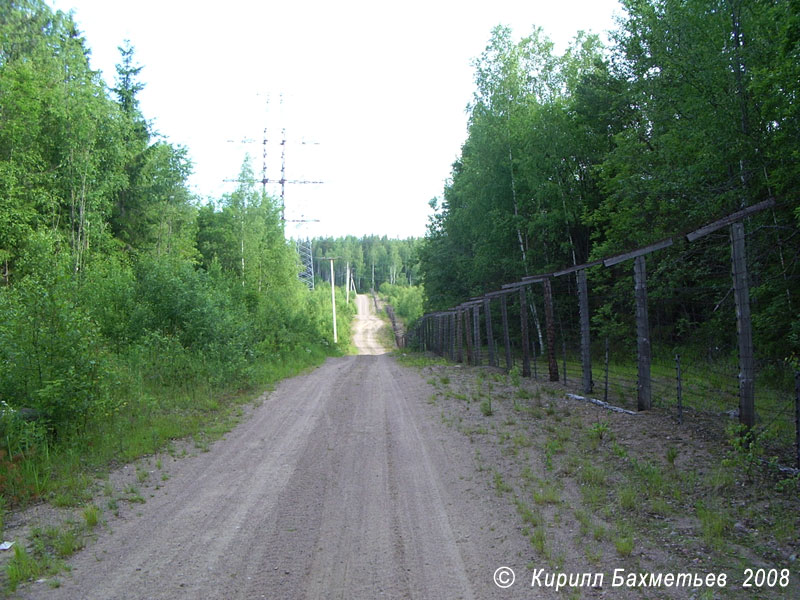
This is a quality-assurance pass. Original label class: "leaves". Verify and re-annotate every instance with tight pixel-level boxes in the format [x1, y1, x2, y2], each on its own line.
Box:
[420, 1, 799, 366]
[0, 3, 347, 449]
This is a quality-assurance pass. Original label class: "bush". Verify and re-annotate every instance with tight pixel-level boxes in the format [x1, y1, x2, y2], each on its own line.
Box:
[0, 238, 113, 437]
[379, 282, 424, 326]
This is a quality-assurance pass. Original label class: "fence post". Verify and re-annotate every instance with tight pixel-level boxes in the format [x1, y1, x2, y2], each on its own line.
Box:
[675, 354, 683, 425]
[444, 313, 450, 358]
[455, 308, 463, 363]
[577, 269, 593, 394]
[795, 371, 799, 469]
[443, 313, 449, 359]
[542, 278, 560, 382]
[604, 337, 610, 403]
[562, 339, 568, 385]
[452, 313, 456, 359]
[634, 255, 652, 411]
[730, 222, 755, 429]
[484, 298, 496, 367]
[519, 286, 531, 377]
[436, 315, 442, 356]
[461, 307, 472, 365]
[449, 312, 456, 361]
[427, 316, 432, 353]
[473, 304, 482, 366]
[435, 315, 442, 356]
[500, 294, 512, 371]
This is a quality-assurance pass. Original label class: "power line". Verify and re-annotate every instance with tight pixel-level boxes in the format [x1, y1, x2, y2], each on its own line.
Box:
[225, 93, 323, 290]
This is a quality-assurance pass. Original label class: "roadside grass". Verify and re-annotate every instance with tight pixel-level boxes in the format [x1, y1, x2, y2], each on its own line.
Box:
[1, 343, 334, 593]
[3, 510, 104, 593]
[530, 349, 794, 456]
[393, 352, 451, 369]
[373, 306, 398, 351]
[405, 351, 800, 599]
[3, 344, 330, 508]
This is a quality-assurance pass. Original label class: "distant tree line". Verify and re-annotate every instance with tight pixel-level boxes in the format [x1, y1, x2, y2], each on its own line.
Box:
[311, 236, 421, 290]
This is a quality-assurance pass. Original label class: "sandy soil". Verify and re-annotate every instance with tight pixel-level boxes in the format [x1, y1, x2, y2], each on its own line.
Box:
[12, 295, 543, 599]
[351, 294, 388, 355]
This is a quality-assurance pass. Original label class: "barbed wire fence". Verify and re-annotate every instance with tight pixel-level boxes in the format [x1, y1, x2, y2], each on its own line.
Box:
[409, 199, 800, 470]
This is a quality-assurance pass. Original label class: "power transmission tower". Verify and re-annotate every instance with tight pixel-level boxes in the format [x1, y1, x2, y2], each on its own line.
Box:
[225, 126, 322, 221]
[224, 94, 321, 290]
[296, 239, 314, 290]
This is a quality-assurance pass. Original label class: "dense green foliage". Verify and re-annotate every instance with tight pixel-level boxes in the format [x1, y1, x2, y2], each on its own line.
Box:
[312, 236, 421, 290]
[0, 1, 349, 504]
[419, 0, 799, 368]
[378, 282, 424, 327]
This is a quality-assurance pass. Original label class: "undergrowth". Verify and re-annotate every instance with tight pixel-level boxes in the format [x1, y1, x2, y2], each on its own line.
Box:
[408, 352, 800, 599]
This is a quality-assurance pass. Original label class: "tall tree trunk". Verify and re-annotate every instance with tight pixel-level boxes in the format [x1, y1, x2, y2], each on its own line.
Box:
[728, 0, 753, 207]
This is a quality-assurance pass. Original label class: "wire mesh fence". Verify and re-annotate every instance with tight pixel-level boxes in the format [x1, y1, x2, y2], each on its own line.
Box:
[409, 200, 799, 469]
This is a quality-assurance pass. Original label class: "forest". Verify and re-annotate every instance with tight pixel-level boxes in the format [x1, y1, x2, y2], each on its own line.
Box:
[419, 0, 800, 374]
[0, 1, 352, 503]
[2, 0, 799, 502]
[311, 236, 421, 290]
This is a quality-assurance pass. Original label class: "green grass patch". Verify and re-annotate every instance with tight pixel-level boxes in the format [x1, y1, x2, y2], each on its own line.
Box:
[493, 470, 513, 495]
[82, 505, 100, 529]
[394, 352, 450, 368]
[696, 501, 733, 551]
[532, 481, 561, 505]
[614, 534, 634, 557]
[577, 463, 607, 488]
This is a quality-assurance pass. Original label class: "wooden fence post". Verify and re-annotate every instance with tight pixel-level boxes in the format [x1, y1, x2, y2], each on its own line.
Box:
[604, 337, 610, 403]
[461, 307, 472, 365]
[730, 222, 755, 429]
[542, 278, 559, 382]
[433, 315, 440, 355]
[634, 255, 652, 411]
[484, 298, 496, 367]
[455, 308, 463, 363]
[425, 316, 430, 353]
[473, 304, 482, 366]
[449, 312, 456, 360]
[675, 353, 683, 425]
[519, 286, 531, 377]
[442, 313, 448, 358]
[795, 371, 799, 469]
[500, 294, 512, 371]
[577, 269, 593, 394]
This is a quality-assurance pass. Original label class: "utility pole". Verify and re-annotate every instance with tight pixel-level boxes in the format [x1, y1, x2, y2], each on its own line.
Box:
[322, 257, 338, 344]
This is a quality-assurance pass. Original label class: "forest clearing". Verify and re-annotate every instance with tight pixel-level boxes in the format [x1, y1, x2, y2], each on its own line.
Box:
[2, 0, 799, 597]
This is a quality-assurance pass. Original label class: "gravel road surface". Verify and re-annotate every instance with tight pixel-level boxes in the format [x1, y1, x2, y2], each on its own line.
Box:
[18, 294, 535, 599]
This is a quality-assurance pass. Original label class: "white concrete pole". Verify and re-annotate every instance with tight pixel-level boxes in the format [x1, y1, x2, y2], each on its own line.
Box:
[329, 258, 338, 344]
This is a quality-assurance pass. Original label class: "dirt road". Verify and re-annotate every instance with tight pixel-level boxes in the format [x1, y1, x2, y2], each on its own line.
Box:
[351, 294, 387, 355]
[20, 294, 535, 599]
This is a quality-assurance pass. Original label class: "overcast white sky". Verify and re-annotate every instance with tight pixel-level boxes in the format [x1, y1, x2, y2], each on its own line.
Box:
[49, 0, 623, 239]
